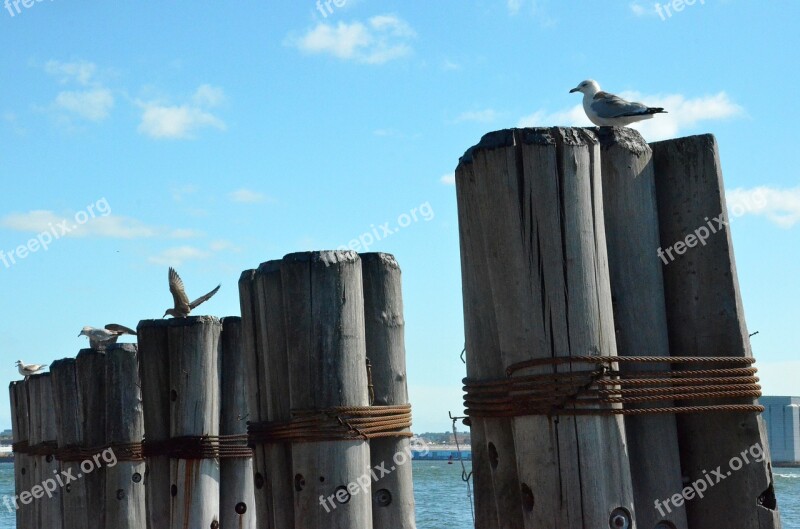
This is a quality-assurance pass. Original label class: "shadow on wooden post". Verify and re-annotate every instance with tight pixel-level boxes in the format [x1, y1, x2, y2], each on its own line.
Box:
[76, 350, 107, 529]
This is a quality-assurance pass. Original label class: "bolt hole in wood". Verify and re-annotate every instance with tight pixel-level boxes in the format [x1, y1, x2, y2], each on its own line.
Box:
[46, 454, 53, 463]
[609, 507, 632, 529]
[294, 473, 305, 491]
[319, 476, 325, 482]
[170, 389, 178, 402]
[487, 442, 499, 469]
[65, 484, 71, 494]
[132, 472, 142, 483]
[20, 467, 25, 475]
[254, 472, 265, 489]
[655, 521, 677, 529]
[116, 489, 125, 500]
[375, 488, 392, 507]
[210, 521, 219, 529]
[170, 484, 177, 497]
[235, 502, 247, 515]
[520, 483, 534, 511]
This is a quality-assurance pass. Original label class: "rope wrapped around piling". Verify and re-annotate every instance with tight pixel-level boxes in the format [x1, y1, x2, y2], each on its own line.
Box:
[463, 356, 765, 418]
[13, 440, 57, 456]
[248, 404, 413, 444]
[142, 434, 253, 459]
[56, 442, 144, 462]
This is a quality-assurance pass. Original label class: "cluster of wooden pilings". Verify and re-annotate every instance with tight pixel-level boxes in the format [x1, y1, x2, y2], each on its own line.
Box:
[8, 251, 415, 529]
[455, 127, 781, 529]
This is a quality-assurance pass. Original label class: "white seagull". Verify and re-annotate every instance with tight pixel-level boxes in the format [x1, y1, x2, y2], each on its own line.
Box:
[569, 79, 667, 126]
[163, 267, 220, 318]
[16, 360, 47, 380]
[79, 324, 137, 350]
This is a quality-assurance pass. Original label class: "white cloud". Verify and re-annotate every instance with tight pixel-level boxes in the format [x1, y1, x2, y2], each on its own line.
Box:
[0, 210, 199, 239]
[440, 173, 455, 185]
[44, 60, 96, 86]
[443, 60, 461, 71]
[727, 186, 800, 228]
[455, 109, 500, 124]
[506, 0, 556, 26]
[137, 85, 226, 140]
[148, 246, 211, 266]
[288, 15, 415, 64]
[54, 89, 114, 121]
[507, 0, 524, 14]
[629, 1, 655, 16]
[228, 188, 270, 204]
[519, 91, 744, 142]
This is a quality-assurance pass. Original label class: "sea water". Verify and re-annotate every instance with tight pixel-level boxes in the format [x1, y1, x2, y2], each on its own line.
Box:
[0, 461, 796, 528]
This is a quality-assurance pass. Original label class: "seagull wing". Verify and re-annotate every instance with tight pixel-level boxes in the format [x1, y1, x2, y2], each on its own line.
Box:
[189, 284, 221, 310]
[169, 267, 191, 313]
[105, 324, 137, 336]
[591, 91, 653, 119]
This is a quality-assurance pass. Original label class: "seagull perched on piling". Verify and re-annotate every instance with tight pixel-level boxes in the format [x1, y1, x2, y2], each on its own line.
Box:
[78, 324, 137, 350]
[15, 360, 47, 380]
[163, 267, 220, 318]
[569, 79, 667, 126]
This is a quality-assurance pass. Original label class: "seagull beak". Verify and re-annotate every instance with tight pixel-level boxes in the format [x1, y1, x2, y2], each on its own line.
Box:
[569, 87, 579, 93]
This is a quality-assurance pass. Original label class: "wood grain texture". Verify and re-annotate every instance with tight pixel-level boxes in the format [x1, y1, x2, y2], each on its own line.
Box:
[652, 134, 780, 529]
[220, 317, 257, 529]
[105, 343, 146, 529]
[76, 349, 108, 529]
[28, 373, 64, 529]
[9, 381, 33, 529]
[281, 251, 372, 529]
[361, 252, 416, 529]
[598, 126, 688, 529]
[456, 127, 636, 529]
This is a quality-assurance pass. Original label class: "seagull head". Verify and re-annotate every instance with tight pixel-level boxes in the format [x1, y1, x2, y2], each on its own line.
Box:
[570, 79, 600, 96]
[78, 326, 93, 337]
[163, 308, 178, 318]
[15, 360, 21, 367]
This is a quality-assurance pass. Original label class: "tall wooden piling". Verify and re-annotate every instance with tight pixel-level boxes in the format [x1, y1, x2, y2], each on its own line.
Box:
[220, 317, 257, 529]
[105, 343, 146, 529]
[253, 260, 295, 529]
[50, 359, 89, 529]
[281, 251, 372, 529]
[136, 320, 171, 529]
[28, 373, 63, 529]
[9, 381, 32, 528]
[76, 349, 108, 529]
[167, 316, 222, 529]
[456, 128, 636, 529]
[652, 134, 780, 529]
[598, 127, 688, 529]
[361, 252, 416, 529]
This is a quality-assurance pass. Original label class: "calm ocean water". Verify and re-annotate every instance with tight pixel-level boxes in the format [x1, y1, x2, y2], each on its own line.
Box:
[0, 461, 796, 528]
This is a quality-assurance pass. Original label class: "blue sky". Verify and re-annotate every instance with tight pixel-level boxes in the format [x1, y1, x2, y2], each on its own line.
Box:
[0, 0, 798, 433]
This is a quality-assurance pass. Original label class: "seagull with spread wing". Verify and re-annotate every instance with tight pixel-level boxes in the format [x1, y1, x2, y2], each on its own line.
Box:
[79, 324, 137, 350]
[570, 79, 667, 126]
[16, 360, 47, 380]
[163, 267, 220, 318]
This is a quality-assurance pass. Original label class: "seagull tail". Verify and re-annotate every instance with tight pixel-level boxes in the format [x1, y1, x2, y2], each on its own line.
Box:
[646, 107, 667, 114]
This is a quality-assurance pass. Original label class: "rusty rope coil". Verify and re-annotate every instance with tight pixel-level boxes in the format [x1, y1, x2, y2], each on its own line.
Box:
[56, 442, 144, 462]
[248, 404, 413, 444]
[142, 434, 253, 459]
[464, 356, 765, 418]
[13, 440, 57, 456]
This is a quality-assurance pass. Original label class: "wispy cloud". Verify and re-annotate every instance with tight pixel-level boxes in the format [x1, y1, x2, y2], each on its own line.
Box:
[148, 246, 211, 266]
[629, 1, 655, 16]
[727, 186, 800, 228]
[440, 173, 455, 185]
[137, 85, 226, 140]
[0, 210, 199, 239]
[44, 60, 97, 86]
[519, 91, 744, 142]
[455, 109, 500, 124]
[507, 0, 556, 26]
[287, 15, 415, 64]
[43, 59, 114, 123]
[53, 89, 114, 121]
[228, 188, 270, 204]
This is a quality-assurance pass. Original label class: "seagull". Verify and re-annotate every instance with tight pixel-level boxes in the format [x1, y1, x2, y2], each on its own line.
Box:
[15, 360, 47, 380]
[569, 79, 667, 126]
[163, 267, 220, 318]
[78, 324, 137, 350]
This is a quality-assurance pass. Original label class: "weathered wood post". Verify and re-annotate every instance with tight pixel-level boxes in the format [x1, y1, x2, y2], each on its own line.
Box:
[281, 251, 372, 529]
[456, 141, 524, 529]
[652, 134, 780, 529]
[27, 373, 63, 529]
[253, 260, 295, 529]
[136, 320, 171, 529]
[456, 128, 636, 529]
[76, 349, 108, 529]
[168, 316, 222, 529]
[220, 317, 257, 529]
[105, 343, 146, 529]
[9, 381, 33, 528]
[50, 359, 89, 529]
[598, 127, 688, 529]
[361, 252, 416, 529]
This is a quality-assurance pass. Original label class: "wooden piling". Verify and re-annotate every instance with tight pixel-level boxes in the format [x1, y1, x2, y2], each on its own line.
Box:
[652, 134, 780, 529]
[253, 260, 295, 529]
[281, 251, 372, 529]
[76, 349, 108, 529]
[456, 128, 636, 529]
[220, 317, 257, 529]
[598, 127, 688, 529]
[136, 320, 171, 529]
[50, 359, 89, 529]
[105, 343, 146, 529]
[28, 373, 63, 529]
[9, 381, 33, 529]
[361, 252, 416, 529]
[167, 316, 222, 529]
